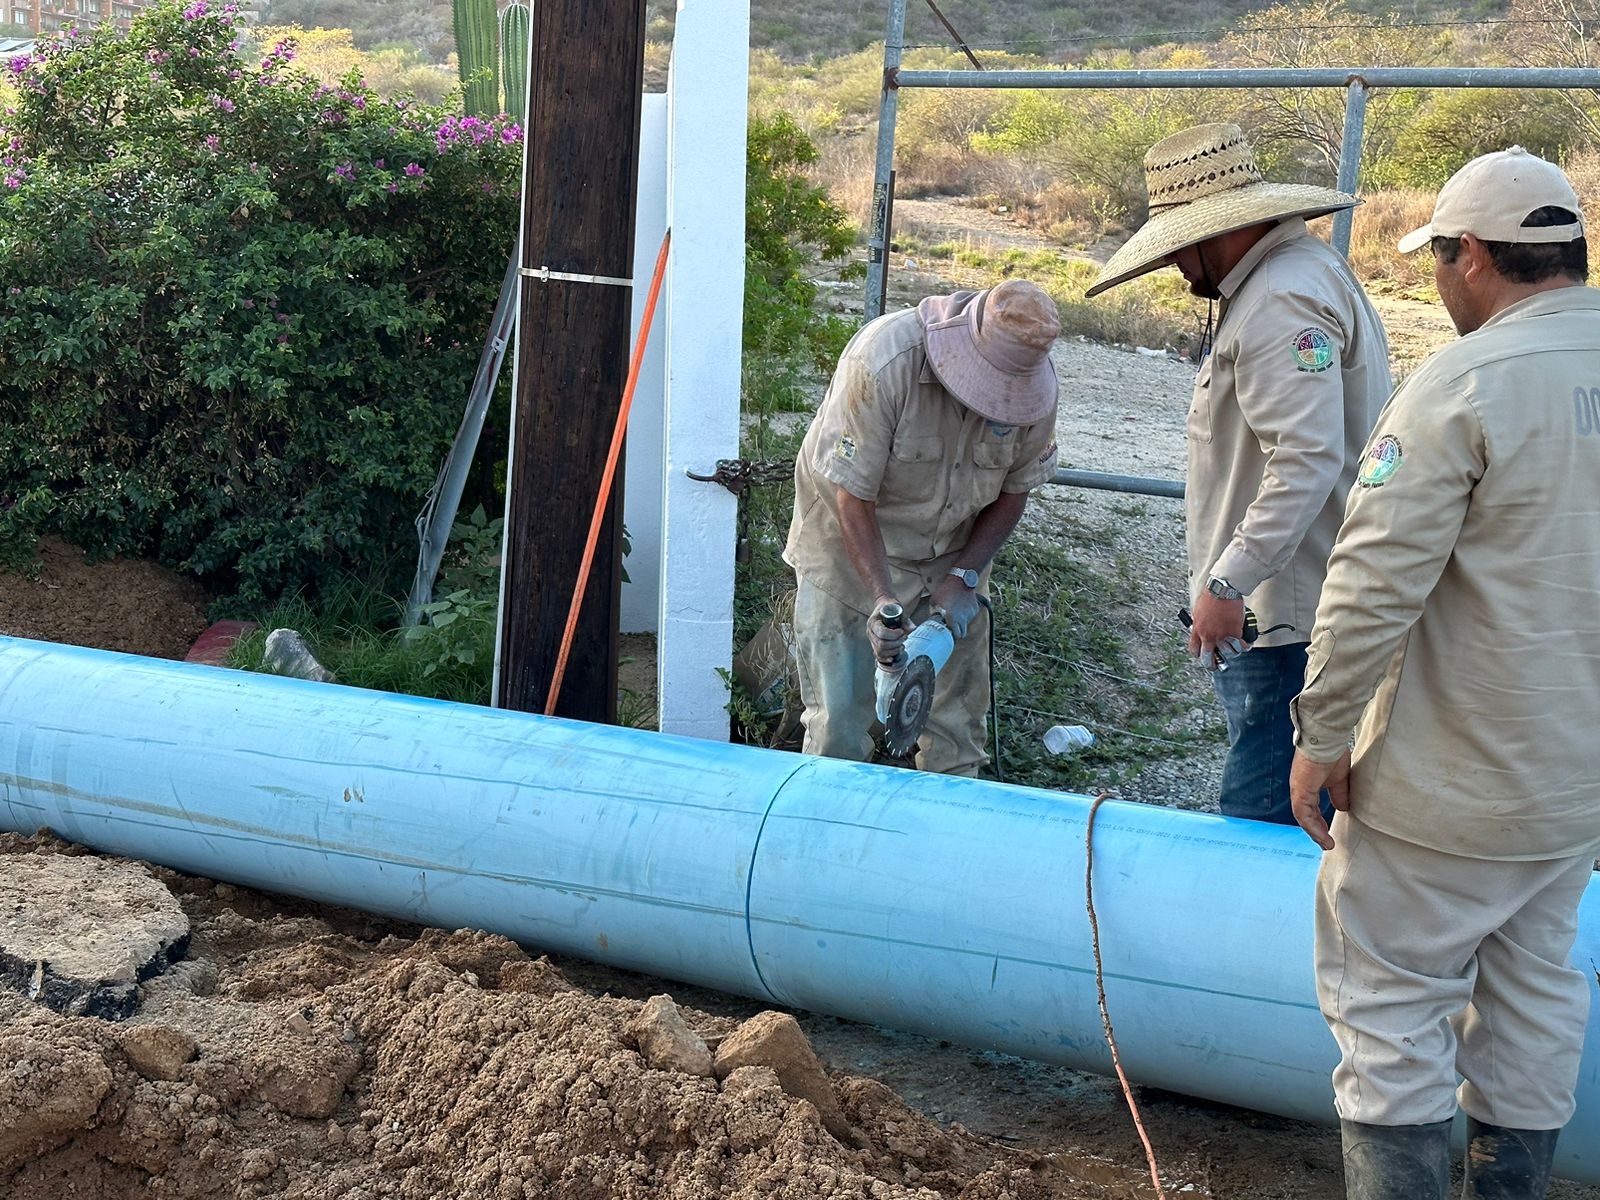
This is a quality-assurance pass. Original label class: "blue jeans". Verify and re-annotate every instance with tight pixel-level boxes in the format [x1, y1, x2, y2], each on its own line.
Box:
[1211, 641, 1329, 825]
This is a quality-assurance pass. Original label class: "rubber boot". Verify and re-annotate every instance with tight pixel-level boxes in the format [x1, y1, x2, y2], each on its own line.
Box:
[1340, 1119, 1452, 1200]
[1463, 1118, 1560, 1200]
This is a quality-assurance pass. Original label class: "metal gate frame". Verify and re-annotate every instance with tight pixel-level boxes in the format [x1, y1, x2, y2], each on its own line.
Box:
[863, 2, 1600, 499]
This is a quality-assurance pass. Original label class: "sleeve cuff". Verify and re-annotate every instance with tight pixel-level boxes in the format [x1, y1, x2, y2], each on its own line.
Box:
[1290, 695, 1351, 763]
[1209, 546, 1270, 596]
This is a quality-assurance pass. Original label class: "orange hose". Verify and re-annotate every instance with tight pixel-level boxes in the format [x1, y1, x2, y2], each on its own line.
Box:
[544, 228, 672, 717]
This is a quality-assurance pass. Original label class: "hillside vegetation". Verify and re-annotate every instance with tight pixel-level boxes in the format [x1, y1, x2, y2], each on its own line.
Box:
[250, 0, 1512, 63]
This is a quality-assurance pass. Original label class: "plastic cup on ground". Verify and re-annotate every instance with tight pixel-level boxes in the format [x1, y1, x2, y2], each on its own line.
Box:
[1043, 725, 1095, 755]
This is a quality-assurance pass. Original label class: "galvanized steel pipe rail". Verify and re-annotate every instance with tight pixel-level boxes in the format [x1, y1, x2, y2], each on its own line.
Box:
[864, 0, 1600, 499]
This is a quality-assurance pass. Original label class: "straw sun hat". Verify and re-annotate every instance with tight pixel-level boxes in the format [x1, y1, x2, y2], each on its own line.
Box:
[1086, 123, 1360, 297]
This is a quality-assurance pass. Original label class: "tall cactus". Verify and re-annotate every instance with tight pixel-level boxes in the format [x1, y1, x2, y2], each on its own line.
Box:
[452, 0, 499, 117]
[499, 3, 531, 124]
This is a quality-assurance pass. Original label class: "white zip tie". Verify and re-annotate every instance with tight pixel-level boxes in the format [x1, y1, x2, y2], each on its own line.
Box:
[519, 265, 634, 288]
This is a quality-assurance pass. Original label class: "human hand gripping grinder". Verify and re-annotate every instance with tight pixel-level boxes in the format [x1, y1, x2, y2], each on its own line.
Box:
[871, 602, 956, 756]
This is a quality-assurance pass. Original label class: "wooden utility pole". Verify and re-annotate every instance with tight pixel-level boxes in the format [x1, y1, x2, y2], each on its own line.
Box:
[496, 0, 646, 721]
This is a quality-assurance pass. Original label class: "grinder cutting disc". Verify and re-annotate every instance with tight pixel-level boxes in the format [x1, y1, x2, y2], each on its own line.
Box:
[882, 655, 936, 757]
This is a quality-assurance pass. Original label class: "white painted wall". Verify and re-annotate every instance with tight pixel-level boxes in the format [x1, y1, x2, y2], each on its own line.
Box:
[656, 0, 749, 740]
[620, 94, 670, 634]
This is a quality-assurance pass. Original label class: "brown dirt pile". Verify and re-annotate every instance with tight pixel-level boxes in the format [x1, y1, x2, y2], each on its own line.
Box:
[0, 834, 1091, 1200]
[0, 537, 208, 658]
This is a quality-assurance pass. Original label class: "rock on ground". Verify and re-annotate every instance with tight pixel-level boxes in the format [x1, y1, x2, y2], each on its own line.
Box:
[1, 851, 190, 1019]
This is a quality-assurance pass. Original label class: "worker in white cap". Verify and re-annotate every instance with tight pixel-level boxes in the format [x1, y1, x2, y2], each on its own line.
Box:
[783, 280, 1061, 774]
[1290, 147, 1600, 1199]
[1088, 123, 1391, 825]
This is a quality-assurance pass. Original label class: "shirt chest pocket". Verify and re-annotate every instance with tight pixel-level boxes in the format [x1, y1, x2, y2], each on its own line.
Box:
[882, 433, 945, 544]
[886, 432, 944, 488]
[1188, 359, 1214, 445]
[972, 440, 1011, 472]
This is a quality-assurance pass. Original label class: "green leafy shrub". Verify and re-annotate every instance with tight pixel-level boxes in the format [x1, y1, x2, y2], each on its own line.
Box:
[744, 111, 858, 368]
[0, 1, 521, 603]
[229, 506, 502, 703]
[401, 503, 500, 679]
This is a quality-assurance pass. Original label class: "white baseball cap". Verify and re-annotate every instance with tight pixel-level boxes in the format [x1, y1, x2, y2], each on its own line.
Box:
[1398, 146, 1585, 254]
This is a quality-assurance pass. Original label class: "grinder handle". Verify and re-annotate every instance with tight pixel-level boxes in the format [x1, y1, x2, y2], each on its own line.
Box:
[873, 601, 909, 669]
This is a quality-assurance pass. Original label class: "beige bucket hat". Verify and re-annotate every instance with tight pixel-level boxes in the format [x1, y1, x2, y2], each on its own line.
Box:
[1086, 123, 1360, 297]
[918, 280, 1061, 425]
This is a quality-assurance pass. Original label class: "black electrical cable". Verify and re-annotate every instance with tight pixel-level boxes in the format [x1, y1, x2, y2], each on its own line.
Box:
[977, 594, 1001, 784]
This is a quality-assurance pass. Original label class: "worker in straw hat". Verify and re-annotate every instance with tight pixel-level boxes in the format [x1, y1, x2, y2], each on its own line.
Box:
[1289, 147, 1600, 1200]
[783, 280, 1061, 774]
[1086, 123, 1391, 826]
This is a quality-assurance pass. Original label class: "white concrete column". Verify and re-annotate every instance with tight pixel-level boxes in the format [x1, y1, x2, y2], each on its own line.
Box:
[620, 94, 669, 634]
[657, 0, 748, 739]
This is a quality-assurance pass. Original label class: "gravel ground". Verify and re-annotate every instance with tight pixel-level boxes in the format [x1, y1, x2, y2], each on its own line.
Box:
[1031, 336, 1226, 813]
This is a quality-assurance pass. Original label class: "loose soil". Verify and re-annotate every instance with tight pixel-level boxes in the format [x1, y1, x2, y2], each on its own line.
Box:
[1, 221, 1593, 1200]
[0, 537, 208, 659]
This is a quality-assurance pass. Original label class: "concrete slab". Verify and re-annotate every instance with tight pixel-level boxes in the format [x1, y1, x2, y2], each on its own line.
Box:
[0, 853, 189, 1020]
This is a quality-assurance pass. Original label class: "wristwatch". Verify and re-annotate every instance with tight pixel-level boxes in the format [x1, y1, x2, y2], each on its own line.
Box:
[1206, 575, 1243, 601]
[948, 567, 979, 588]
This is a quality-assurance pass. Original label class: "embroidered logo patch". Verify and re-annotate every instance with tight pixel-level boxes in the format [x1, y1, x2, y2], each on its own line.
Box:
[1292, 327, 1335, 373]
[1357, 434, 1404, 488]
[986, 422, 1016, 439]
[835, 434, 856, 461]
[1037, 440, 1057, 464]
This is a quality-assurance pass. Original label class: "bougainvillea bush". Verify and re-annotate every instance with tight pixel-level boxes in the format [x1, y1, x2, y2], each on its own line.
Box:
[0, 1, 521, 601]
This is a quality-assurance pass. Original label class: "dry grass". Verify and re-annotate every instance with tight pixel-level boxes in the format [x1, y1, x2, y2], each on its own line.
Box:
[894, 146, 995, 200]
[973, 178, 1109, 250]
[1347, 189, 1437, 295]
[813, 137, 876, 231]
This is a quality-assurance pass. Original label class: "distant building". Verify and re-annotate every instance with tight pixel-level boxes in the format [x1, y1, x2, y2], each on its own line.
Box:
[5, 0, 149, 36]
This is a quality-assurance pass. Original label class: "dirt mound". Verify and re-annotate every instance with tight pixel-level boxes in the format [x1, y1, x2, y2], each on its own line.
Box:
[0, 537, 208, 659]
[0, 834, 1090, 1200]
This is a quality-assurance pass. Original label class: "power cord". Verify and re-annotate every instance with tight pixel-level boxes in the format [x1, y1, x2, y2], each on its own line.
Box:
[977, 595, 1001, 784]
[1086, 792, 1170, 1198]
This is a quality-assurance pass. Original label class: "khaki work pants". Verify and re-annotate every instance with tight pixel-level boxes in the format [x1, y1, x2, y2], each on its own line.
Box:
[792, 575, 990, 776]
[1316, 811, 1594, 1129]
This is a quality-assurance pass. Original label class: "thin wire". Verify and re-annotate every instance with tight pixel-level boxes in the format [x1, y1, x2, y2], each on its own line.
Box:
[1008, 705, 1192, 747]
[1086, 792, 1170, 1200]
[896, 14, 1583, 51]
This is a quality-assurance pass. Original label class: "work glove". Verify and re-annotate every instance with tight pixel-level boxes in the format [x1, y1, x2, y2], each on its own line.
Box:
[929, 577, 981, 638]
[866, 607, 911, 666]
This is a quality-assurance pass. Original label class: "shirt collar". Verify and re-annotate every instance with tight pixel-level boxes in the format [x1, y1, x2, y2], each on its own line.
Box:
[1478, 284, 1600, 332]
[1216, 217, 1307, 300]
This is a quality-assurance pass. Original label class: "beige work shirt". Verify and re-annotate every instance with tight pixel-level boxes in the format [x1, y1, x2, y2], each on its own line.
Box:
[1189, 219, 1392, 646]
[784, 308, 1058, 615]
[1292, 286, 1600, 860]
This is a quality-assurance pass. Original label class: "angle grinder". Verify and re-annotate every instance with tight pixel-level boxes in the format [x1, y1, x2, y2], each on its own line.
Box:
[872, 602, 955, 757]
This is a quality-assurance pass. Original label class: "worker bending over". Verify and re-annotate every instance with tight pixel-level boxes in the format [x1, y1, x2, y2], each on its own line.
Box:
[783, 280, 1061, 775]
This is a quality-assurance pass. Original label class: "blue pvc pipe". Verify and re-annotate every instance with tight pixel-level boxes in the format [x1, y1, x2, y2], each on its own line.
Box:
[1, 637, 1595, 1183]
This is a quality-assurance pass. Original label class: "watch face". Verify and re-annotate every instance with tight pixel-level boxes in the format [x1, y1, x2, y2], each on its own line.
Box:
[954, 568, 977, 587]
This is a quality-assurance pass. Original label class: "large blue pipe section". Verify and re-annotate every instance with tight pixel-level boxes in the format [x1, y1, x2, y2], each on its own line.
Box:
[1, 637, 1596, 1183]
